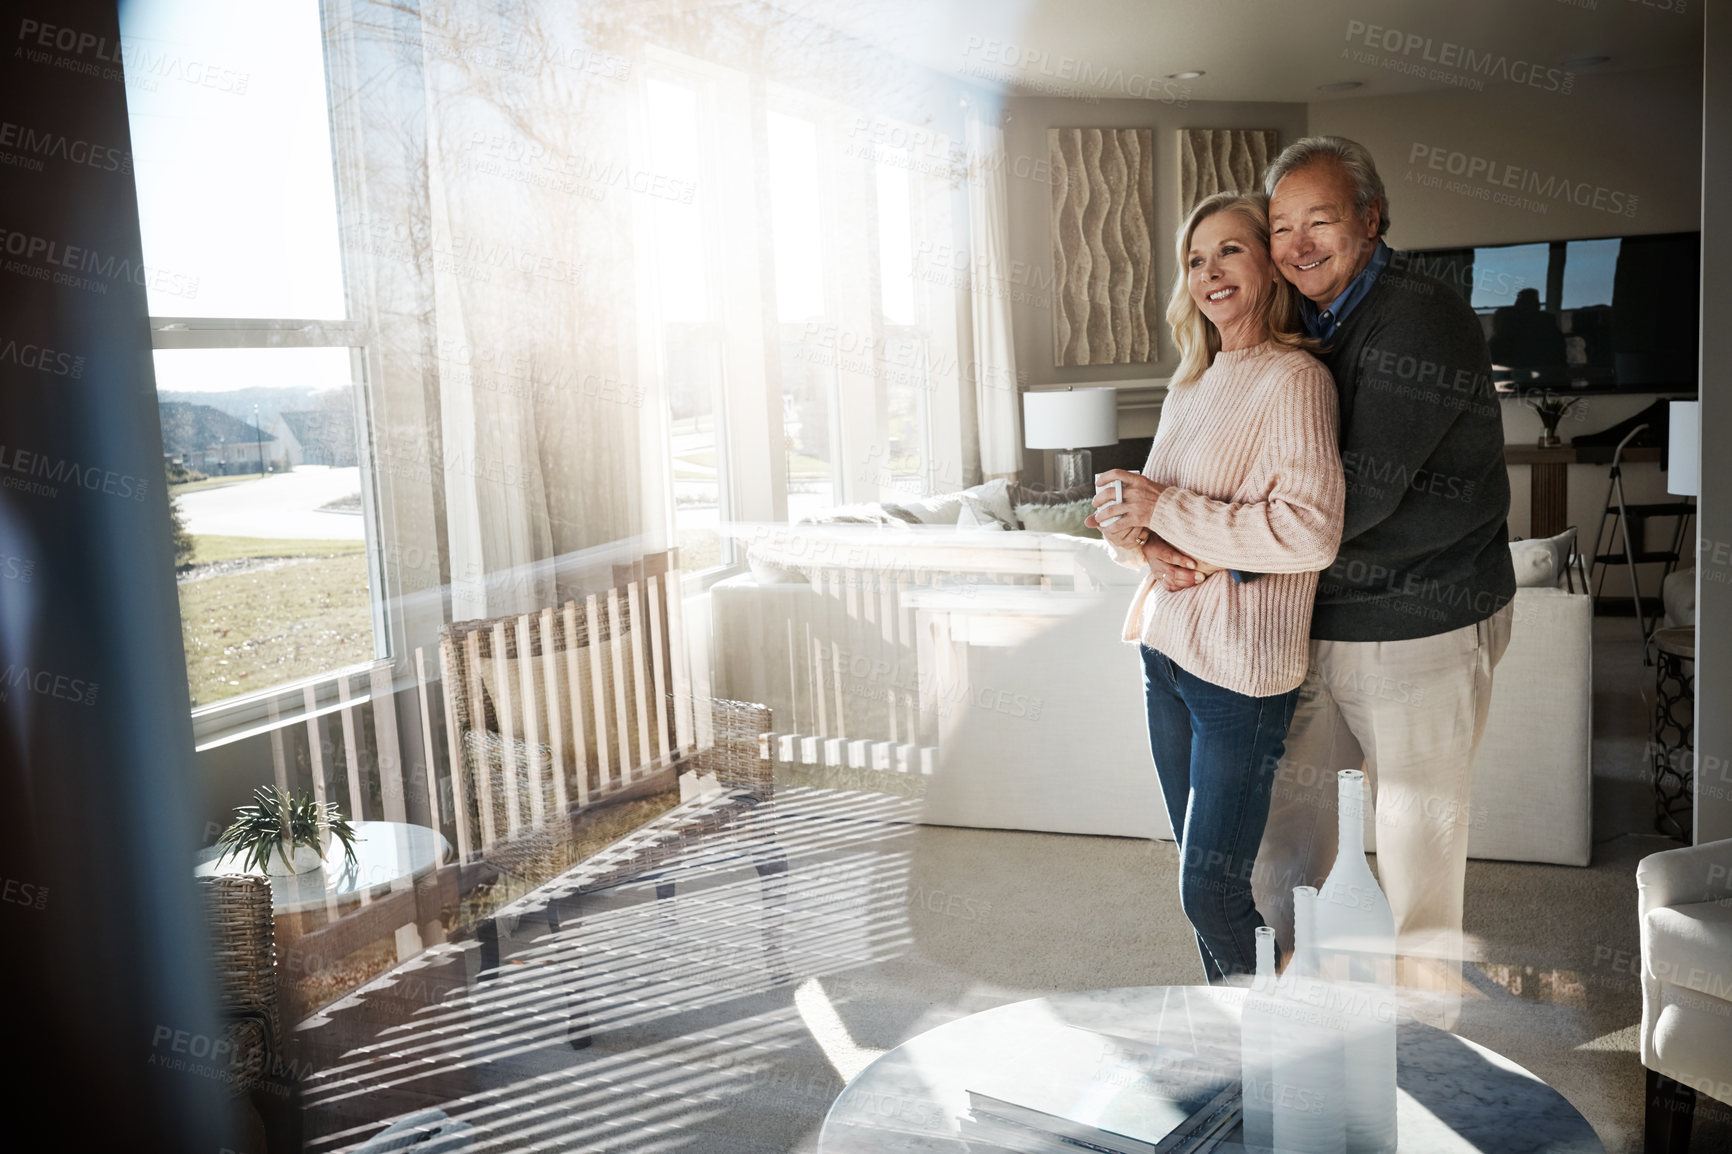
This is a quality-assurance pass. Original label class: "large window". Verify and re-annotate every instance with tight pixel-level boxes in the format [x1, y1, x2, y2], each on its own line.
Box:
[644, 72, 733, 573]
[768, 100, 939, 516]
[768, 110, 840, 520]
[123, 0, 382, 717]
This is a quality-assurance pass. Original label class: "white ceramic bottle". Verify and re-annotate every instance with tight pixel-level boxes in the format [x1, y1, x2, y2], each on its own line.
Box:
[1240, 926, 1279, 1154]
[1271, 886, 1346, 1154]
[1314, 769, 1398, 1154]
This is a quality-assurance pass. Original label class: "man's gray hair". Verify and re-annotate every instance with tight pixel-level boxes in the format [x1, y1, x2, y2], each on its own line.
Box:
[1264, 136, 1390, 237]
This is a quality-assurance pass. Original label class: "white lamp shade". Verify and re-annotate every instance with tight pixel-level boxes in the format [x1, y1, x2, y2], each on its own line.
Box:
[1023, 387, 1119, 449]
[1669, 400, 1699, 497]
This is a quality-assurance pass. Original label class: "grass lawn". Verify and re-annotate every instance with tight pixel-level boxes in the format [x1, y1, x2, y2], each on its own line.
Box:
[179, 535, 374, 707]
[191, 535, 365, 564]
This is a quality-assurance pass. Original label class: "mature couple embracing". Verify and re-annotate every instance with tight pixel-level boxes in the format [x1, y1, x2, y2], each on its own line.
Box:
[1085, 135, 1516, 1026]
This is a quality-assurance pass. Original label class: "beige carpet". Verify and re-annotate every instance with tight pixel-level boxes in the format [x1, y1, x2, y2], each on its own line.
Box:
[298, 618, 1727, 1152]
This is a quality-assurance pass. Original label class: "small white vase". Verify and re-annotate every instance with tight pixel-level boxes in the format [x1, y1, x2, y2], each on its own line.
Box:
[1272, 886, 1347, 1154]
[1240, 926, 1279, 1154]
[263, 836, 327, 876]
[1314, 770, 1398, 1154]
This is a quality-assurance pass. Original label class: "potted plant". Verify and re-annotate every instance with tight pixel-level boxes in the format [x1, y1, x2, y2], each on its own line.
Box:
[215, 786, 358, 876]
[1524, 391, 1583, 448]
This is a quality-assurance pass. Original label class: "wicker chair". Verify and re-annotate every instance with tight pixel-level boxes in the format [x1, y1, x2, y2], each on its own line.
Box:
[196, 874, 280, 1097]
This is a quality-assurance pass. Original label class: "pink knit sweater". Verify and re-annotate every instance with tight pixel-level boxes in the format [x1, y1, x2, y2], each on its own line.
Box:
[1115, 340, 1344, 697]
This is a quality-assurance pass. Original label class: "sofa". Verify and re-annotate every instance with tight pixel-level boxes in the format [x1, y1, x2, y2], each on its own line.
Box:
[1638, 837, 1732, 1151]
[711, 483, 1594, 866]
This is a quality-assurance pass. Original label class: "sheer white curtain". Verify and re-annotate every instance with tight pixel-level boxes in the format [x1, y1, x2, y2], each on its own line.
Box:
[352, 1, 660, 622]
[965, 113, 1024, 481]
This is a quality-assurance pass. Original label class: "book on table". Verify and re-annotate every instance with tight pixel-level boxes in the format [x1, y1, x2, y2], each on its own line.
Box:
[961, 1025, 1241, 1154]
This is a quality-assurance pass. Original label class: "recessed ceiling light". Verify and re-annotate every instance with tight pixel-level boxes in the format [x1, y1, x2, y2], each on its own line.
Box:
[1167, 70, 1204, 80]
[1316, 81, 1363, 93]
[1559, 54, 1611, 69]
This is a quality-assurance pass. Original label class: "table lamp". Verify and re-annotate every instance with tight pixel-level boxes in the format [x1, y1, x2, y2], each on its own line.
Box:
[1668, 400, 1699, 496]
[1022, 386, 1118, 490]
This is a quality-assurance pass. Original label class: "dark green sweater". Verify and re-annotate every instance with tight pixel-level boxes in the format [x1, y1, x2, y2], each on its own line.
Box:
[1311, 250, 1516, 641]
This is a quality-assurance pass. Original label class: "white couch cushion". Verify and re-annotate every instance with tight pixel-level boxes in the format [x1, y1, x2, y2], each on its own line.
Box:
[1646, 901, 1732, 999]
[891, 490, 967, 525]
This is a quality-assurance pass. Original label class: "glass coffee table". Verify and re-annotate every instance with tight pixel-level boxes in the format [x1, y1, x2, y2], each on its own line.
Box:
[818, 986, 1603, 1153]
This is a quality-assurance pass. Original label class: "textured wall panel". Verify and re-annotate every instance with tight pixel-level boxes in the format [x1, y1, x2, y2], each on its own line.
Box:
[1050, 127, 1157, 366]
[1178, 129, 1280, 214]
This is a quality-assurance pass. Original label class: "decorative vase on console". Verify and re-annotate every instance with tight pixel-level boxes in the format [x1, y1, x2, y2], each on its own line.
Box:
[1313, 769, 1398, 1154]
[1525, 392, 1581, 449]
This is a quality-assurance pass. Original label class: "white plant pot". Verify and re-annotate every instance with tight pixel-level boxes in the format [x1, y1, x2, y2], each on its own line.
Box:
[263, 837, 328, 876]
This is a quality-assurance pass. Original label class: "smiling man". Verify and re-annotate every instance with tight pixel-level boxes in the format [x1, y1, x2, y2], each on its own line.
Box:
[1255, 136, 1516, 1026]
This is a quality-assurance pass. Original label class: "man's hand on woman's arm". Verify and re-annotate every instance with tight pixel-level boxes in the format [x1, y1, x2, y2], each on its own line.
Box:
[1143, 538, 1220, 591]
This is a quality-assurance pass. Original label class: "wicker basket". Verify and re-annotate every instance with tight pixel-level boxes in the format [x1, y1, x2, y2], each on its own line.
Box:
[197, 874, 280, 1096]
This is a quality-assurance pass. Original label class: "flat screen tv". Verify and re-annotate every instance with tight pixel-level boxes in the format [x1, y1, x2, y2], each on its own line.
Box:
[1407, 231, 1700, 396]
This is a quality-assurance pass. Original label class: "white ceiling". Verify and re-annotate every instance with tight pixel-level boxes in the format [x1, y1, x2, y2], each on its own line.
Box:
[775, 0, 1703, 104]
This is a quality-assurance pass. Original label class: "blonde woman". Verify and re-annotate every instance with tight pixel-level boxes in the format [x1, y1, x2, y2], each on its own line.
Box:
[1087, 192, 1345, 982]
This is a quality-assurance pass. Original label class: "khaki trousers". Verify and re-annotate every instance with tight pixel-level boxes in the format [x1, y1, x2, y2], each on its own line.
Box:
[1253, 603, 1512, 1027]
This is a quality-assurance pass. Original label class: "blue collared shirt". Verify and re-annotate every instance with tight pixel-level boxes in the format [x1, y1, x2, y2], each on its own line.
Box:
[1301, 240, 1392, 343]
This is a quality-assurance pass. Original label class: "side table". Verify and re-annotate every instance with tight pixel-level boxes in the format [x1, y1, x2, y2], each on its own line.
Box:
[1650, 627, 1695, 840]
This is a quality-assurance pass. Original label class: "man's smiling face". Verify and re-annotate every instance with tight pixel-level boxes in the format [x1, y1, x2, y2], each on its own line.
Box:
[1268, 160, 1382, 307]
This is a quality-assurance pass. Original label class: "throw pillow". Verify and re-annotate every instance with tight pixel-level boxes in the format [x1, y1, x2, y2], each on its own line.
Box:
[1509, 527, 1577, 588]
[1008, 481, 1095, 507]
[966, 477, 1019, 529]
[885, 491, 966, 525]
[956, 496, 1009, 530]
[1015, 498, 1102, 538]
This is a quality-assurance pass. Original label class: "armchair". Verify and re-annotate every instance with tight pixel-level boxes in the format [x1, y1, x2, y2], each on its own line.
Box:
[1637, 837, 1732, 1152]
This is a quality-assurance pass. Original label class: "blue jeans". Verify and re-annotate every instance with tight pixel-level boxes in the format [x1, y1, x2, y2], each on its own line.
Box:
[1141, 645, 1299, 983]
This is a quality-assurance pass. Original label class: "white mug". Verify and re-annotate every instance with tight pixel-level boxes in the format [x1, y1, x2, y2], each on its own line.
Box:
[1096, 478, 1125, 527]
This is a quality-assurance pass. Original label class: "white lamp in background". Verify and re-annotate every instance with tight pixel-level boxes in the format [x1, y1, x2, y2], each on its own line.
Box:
[1669, 400, 1699, 497]
[1023, 386, 1119, 490]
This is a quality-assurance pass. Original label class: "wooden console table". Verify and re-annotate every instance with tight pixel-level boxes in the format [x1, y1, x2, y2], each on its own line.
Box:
[1504, 443, 1662, 538]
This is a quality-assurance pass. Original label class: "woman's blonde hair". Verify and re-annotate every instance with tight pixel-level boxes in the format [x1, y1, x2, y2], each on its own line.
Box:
[1166, 191, 1315, 387]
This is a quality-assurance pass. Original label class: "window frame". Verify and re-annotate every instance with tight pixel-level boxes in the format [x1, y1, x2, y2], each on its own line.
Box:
[150, 318, 397, 748]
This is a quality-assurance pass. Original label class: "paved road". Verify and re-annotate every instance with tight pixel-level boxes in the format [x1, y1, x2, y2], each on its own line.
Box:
[177, 465, 365, 539]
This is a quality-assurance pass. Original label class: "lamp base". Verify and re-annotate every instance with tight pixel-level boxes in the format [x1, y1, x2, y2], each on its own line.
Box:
[1053, 448, 1092, 491]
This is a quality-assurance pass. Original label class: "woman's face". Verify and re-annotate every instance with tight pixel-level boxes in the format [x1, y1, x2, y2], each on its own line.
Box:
[1186, 211, 1276, 343]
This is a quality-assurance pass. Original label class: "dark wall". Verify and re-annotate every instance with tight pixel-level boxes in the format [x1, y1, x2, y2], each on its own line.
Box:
[0, 1, 233, 1146]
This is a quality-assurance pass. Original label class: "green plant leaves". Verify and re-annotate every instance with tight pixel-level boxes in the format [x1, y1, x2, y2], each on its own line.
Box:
[214, 785, 360, 872]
